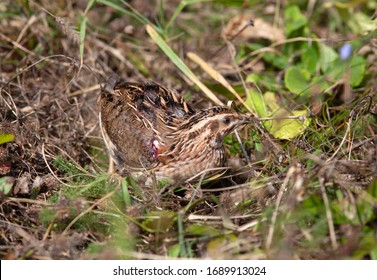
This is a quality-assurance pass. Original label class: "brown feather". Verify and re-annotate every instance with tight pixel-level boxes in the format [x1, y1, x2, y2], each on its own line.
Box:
[100, 77, 250, 184]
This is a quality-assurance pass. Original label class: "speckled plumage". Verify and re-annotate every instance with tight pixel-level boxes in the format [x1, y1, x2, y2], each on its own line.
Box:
[100, 76, 249, 184]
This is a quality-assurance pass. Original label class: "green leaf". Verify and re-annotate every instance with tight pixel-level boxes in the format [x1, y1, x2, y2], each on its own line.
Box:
[186, 224, 221, 236]
[263, 91, 280, 112]
[321, 55, 365, 88]
[246, 73, 277, 91]
[318, 43, 339, 72]
[0, 176, 14, 195]
[347, 12, 377, 35]
[264, 92, 310, 139]
[284, 5, 307, 36]
[206, 234, 237, 258]
[284, 66, 311, 95]
[270, 110, 310, 139]
[142, 211, 176, 233]
[311, 76, 331, 92]
[0, 132, 14, 145]
[245, 88, 267, 117]
[301, 47, 318, 74]
[168, 243, 181, 258]
[263, 52, 289, 69]
[350, 55, 366, 87]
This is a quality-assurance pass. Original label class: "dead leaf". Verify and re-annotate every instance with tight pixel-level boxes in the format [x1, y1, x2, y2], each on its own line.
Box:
[13, 174, 30, 195]
[224, 15, 285, 42]
[0, 161, 11, 175]
[31, 176, 43, 198]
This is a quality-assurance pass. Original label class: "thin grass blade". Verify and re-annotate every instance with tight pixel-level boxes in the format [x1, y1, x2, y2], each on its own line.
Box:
[146, 24, 223, 105]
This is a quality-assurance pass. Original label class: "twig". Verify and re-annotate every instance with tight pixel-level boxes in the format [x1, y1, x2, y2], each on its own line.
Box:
[234, 129, 251, 165]
[4, 15, 38, 60]
[0, 33, 37, 57]
[326, 120, 350, 162]
[68, 84, 101, 97]
[0, 86, 19, 118]
[266, 166, 295, 250]
[258, 115, 307, 121]
[209, 19, 254, 60]
[237, 218, 263, 232]
[239, 37, 328, 65]
[185, 166, 229, 182]
[188, 214, 255, 221]
[6, 197, 51, 206]
[41, 143, 70, 187]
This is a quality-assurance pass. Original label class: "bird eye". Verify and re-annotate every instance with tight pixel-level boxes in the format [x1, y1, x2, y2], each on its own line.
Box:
[222, 116, 230, 124]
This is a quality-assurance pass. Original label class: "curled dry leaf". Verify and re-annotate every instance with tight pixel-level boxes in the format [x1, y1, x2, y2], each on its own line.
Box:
[223, 15, 285, 42]
[32, 176, 43, 189]
[13, 174, 30, 195]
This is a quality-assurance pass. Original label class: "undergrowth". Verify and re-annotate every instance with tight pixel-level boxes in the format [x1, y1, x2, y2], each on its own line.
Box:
[0, 0, 376, 259]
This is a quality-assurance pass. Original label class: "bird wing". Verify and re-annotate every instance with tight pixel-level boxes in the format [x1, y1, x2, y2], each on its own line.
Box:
[100, 78, 194, 171]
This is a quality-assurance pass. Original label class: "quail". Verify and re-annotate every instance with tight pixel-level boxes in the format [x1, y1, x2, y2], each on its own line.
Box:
[99, 76, 250, 184]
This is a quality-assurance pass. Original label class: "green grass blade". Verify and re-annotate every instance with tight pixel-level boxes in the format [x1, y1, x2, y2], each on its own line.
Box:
[84, 0, 96, 13]
[79, 16, 86, 67]
[177, 211, 188, 257]
[146, 24, 223, 105]
[121, 178, 132, 207]
[97, 0, 162, 33]
[125, 176, 143, 199]
[164, 0, 210, 33]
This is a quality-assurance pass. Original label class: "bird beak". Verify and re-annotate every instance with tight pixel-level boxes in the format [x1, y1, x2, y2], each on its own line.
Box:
[239, 114, 253, 124]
